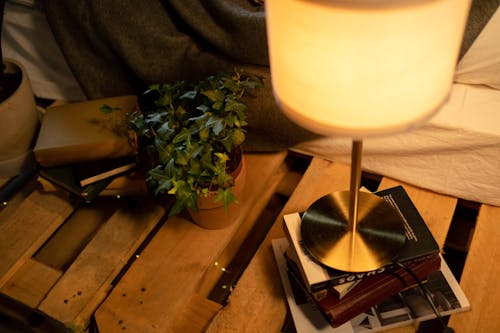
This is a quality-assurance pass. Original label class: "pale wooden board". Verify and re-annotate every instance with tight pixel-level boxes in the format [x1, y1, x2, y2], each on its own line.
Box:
[0, 259, 62, 308]
[0, 190, 76, 288]
[34, 196, 122, 270]
[206, 158, 352, 333]
[38, 198, 165, 331]
[448, 204, 500, 332]
[94, 152, 289, 333]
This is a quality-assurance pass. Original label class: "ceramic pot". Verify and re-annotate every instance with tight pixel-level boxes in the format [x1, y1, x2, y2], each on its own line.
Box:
[188, 155, 246, 229]
[0, 58, 39, 177]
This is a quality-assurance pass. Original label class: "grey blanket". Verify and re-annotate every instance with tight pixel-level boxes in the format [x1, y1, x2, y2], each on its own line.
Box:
[42, 0, 500, 151]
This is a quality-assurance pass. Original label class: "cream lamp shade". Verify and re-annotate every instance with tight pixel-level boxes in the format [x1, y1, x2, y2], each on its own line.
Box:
[266, 0, 472, 138]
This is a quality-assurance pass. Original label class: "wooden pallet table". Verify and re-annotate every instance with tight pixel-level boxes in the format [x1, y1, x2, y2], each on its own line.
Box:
[1, 152, 499, 333]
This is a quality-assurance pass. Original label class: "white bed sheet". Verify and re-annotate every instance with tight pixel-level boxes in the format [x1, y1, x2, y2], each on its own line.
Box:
[293, 6, 500, 206]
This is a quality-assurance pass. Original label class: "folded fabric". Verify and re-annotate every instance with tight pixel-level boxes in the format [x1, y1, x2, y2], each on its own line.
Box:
[455, 6, 500, 89]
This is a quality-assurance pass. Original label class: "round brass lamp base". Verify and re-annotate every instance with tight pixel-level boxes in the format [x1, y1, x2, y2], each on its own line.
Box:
[301, 190, 407, 273]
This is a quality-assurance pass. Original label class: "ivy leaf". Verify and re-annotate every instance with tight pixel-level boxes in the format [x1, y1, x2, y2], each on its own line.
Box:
[156, 92, 172, 106]
[169, 191, 198, 216]
[215, 187, 237, 211]
[175, 105, 187, 119]
[168, 181, 198, 216]
[173, 128, 191, 145]
[147, 167, 172, 194]
[165, 158, 177, 177]
[214, 152, 229, 163]
[189, 112, 209, 122]
[157, 122, 174, 139]
[189, 142, 203, 158]
[222, 77, 239, 94]
[224, 99, 246, 114]
[196, 104, 210, 113]
[202, 89, 224, 102]
[199, 127, 210, 141]
[188, 158, 201, 176]
[175, 150, 189, 166]
[206, 117, 224, 136]
[202, 89, 225, 110]
[180, 90, 197, 100]
[154, 178, 172, 195]
[146, 112, 166, 124]
[231, 129, 246, 146]
[157, 141, 173, 164]
[220, 130, 245, 151]
[217, 172, 233, 188]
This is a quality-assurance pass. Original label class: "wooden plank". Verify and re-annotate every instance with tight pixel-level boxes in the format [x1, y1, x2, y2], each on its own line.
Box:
[38, 198, 165, 332]
[0, 174, 38, 219]
[34, 196, 122, 270]
[378, 178, 457, 249]
[171, 294, 223, 333]
[0, 295, 67, 333]
[0, 177, 8, 187]
[0, 190, 77, 288]
[196, 152, 290, 298]
[94, 152, 288, 333]
[448, 204, 500, 332]
[0, 259, 62, 308]
[206, 158, 351, 333]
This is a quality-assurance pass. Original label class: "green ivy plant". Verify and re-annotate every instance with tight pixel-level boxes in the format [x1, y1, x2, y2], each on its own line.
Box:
[128, 69, 262, 216]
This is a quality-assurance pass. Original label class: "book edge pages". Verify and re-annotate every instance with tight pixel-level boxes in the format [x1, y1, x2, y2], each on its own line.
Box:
[283, 212, 332, 286]
[79, 162, 137, 186]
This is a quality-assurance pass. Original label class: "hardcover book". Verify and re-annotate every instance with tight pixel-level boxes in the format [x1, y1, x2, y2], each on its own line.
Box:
[34, 95, 138, 167]
[38, 170, 149, 198]
[272, 238, 470, 333]
[38, 165, 113, 203]
[283, 186, 440, 291]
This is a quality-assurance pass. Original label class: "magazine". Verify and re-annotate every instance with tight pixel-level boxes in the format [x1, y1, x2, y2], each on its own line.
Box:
[272, 238, 470, 333]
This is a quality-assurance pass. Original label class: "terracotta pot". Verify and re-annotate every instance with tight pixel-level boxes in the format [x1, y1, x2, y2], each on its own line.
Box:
[0, 58, 39, 177]
[188, 155, 246, 229]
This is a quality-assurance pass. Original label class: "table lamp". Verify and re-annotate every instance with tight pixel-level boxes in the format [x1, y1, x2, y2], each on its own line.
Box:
[266, 0, 471, 272]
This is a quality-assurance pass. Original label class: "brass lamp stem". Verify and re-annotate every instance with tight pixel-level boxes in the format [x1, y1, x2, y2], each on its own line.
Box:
[349, 140, 363, 233]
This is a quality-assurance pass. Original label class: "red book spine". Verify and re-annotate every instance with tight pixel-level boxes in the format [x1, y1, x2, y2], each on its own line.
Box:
[314, 255, 441, 327]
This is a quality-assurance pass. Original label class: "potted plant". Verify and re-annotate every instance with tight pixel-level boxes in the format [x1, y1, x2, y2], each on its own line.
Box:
[128, 69, 262, 228]
[0, 0, 39, 176]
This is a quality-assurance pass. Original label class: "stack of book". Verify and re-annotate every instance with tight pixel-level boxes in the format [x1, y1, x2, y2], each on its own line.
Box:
[33, 96, 148, 202]
[273, 186, 470, 332]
